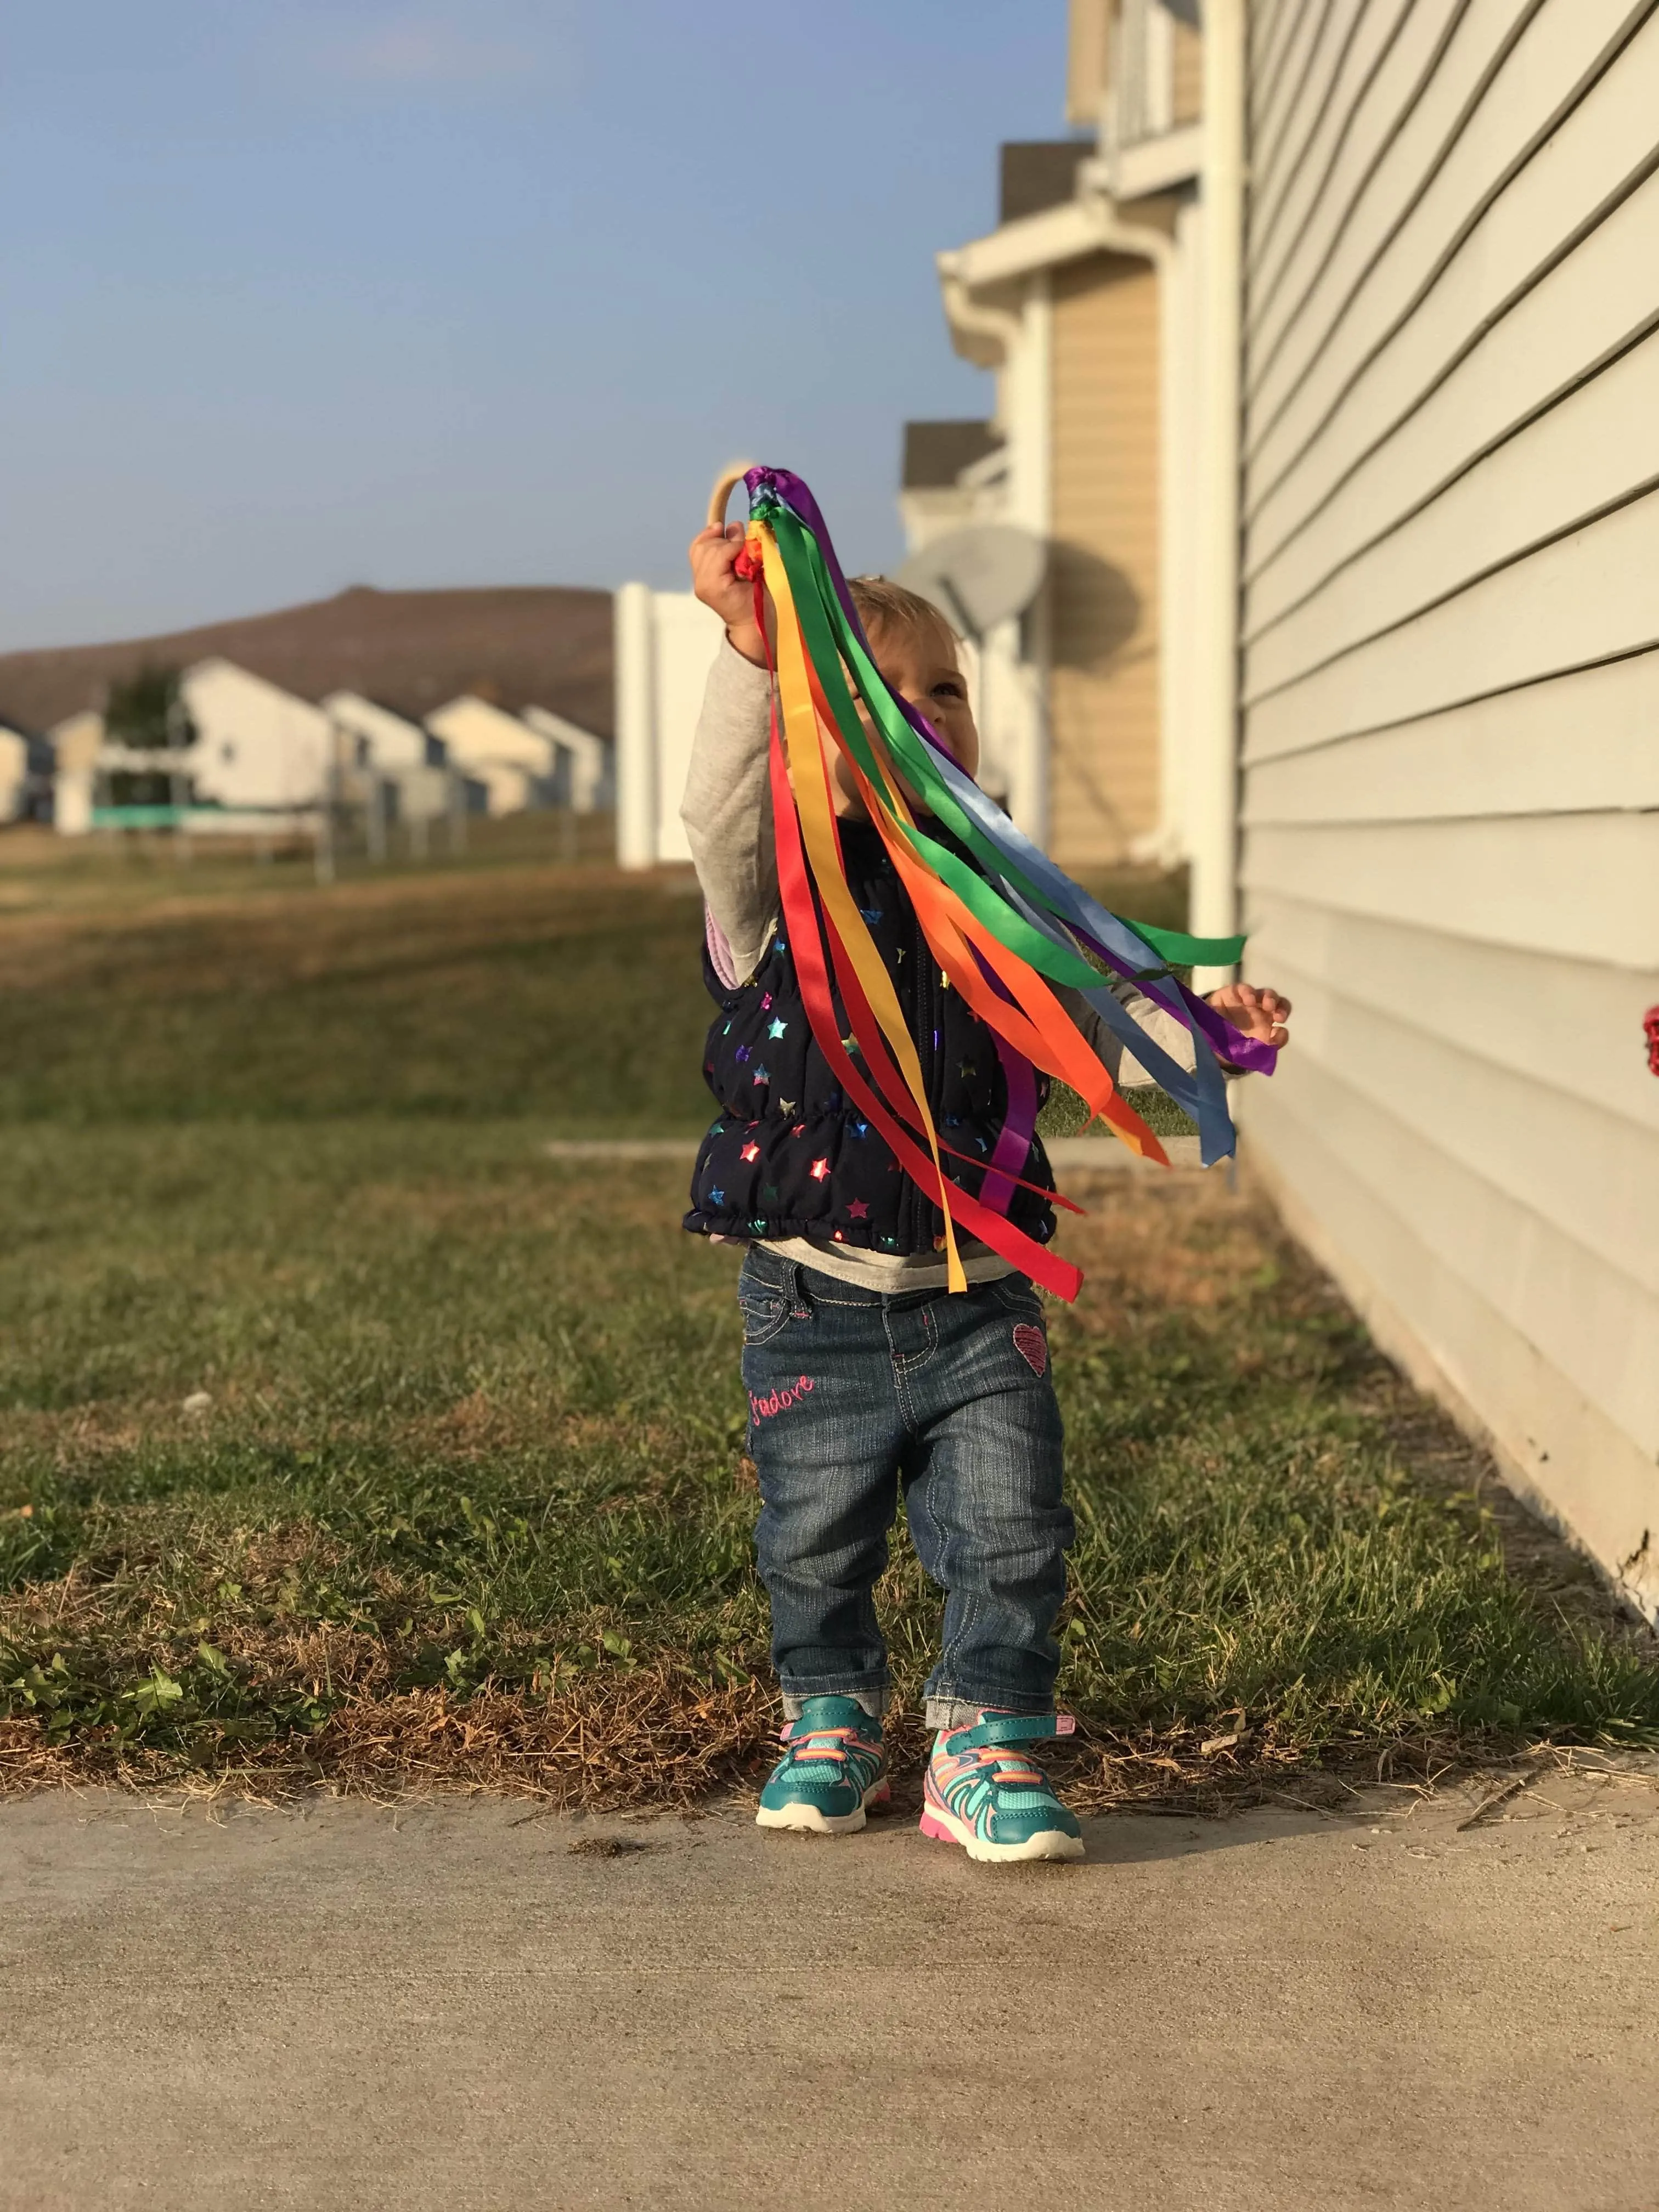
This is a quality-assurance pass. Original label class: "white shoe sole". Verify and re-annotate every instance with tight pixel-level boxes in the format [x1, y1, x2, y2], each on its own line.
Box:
[755, 1779, 890, 1836]
[920, 1798, 1085, 1863]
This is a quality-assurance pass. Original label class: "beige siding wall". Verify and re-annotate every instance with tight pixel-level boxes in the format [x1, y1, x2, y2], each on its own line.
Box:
[1236, 0, 1659, 1618]
[1047, 252, 1161, 868]
[1067, 0, 1111, 126]
[1172, 14, 1203, 124]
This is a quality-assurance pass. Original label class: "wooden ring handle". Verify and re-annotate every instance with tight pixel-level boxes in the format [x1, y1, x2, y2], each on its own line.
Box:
[708, 462, 757, 532]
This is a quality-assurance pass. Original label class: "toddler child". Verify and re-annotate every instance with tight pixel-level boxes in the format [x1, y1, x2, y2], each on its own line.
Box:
[680, 516, 1290, 1862]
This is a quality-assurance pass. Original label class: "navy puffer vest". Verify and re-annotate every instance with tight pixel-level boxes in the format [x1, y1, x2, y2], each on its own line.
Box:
[683, 820, 1057, 1259]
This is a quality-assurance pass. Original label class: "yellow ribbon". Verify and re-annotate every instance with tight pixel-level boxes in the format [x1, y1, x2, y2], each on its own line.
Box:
[755, 520, 967, 1292]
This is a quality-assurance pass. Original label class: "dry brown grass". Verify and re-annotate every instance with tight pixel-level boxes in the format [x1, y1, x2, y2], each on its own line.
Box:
[2, 1672, 775, 1810]
[0, 1678, 1540, 1822]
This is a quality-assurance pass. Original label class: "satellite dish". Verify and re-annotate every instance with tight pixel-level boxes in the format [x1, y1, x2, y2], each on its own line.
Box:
[896, 523, 1046, 640]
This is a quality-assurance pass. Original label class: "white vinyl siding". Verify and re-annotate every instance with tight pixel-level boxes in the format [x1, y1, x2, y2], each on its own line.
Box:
[1236, 0, 1659, 1618]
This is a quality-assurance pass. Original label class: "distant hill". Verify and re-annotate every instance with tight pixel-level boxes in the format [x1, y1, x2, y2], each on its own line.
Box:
[0, 584, 615, 739]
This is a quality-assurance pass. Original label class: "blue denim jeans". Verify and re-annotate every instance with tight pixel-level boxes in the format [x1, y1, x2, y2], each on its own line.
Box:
[738, 1245, 1073, 1731]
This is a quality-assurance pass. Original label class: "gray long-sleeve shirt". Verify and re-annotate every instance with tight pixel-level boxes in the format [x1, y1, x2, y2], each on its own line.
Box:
[679, 641, 1199, 1290]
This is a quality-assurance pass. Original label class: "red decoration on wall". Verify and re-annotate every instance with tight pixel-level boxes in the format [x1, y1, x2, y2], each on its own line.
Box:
[1645, 1005, 1659, 1078]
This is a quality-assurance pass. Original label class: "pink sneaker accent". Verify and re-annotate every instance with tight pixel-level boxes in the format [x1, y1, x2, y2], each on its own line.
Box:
[919, 1710, 1084, 1863]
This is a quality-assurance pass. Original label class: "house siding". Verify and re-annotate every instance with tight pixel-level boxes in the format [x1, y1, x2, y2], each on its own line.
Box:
[1047, 252, 1162, 868]
[1067, 0, 1111, 126]
[1172, 14, 1204, 123]
[1235, 0, 1659, 1616]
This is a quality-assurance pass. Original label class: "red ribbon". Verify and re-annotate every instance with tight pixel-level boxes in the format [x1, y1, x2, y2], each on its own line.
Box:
[768, 707, 1083, 1301]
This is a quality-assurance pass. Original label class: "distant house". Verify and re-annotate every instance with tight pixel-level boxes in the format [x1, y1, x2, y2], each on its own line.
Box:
[48, 667, 576, 834]
[50, 670, 332, 834]
[48, 709, 105, 834]
[424, 695, 558, 816]
[180, 659, 331, 815]
[0, 724, 32, 822]
[520, 706, 612, 812]
[318, 690, 456, 837]
[0, 584, 613, 742]
[322, 690, 435, 775]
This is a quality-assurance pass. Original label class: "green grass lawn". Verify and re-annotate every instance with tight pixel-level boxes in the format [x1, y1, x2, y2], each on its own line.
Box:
[2, 825, 1655, 1804]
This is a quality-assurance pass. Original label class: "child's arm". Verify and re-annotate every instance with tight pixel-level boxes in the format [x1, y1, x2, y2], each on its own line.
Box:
[1057, 977, 1292, 1085]
[679, 524, 780, 984]
[1055, 979, 1197, 1087]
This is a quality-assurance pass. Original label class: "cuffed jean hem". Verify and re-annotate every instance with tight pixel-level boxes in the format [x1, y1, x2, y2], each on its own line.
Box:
[780, 1680, 889, 1723]
[924, 1692, 1058, 1732]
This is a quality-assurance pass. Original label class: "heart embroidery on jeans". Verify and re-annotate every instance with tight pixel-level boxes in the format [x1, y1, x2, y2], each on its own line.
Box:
[1012, 1323, 1047, 1376]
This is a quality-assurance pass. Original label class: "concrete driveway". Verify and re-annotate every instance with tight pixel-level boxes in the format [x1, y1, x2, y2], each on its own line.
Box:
[3, 1771, 1656, 2211]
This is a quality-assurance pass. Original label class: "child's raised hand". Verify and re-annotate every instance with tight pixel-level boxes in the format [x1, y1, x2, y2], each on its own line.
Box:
[1205, 981, 1293, 1057]
[689, 522, 768, 665]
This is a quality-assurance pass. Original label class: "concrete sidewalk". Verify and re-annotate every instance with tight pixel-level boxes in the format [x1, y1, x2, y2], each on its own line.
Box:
[3, 1773, 1656, 2212]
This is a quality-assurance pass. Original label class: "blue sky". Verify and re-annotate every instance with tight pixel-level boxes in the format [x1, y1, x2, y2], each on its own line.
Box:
[1, 3, 1070, 650]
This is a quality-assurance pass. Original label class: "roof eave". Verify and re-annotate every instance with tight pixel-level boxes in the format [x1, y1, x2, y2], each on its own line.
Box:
[936, 189, 1173, 365]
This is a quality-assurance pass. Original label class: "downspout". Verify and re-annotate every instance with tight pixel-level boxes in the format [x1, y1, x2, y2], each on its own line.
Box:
[937, 261, 1051, 844]
[937, 260, 1020, 354]
[1189, 0, 1246, 988]
[1018, 268, 1054, 849]
[613, 582, 656, 870]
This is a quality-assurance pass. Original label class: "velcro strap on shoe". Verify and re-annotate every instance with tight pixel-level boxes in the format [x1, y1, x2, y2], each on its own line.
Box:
[948, 1711, 1075, 1752]
[781, 1724, 864, 1758]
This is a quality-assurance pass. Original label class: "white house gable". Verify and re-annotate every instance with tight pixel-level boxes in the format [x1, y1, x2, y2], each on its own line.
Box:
[520, 706, 611, 812]
[425, 696, 557, 814]
[183, 659, 331, 811]
[322, 691, 431, 774]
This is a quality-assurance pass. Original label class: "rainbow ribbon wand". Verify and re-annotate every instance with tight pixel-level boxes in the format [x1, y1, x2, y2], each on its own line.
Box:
[716, 464, 1276, 1300]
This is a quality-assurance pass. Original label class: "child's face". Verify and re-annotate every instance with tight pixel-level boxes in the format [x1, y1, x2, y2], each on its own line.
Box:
[832, 619, 981, 817]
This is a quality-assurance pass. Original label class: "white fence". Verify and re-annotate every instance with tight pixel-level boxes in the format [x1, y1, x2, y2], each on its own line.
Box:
[613, 585, 725, 868]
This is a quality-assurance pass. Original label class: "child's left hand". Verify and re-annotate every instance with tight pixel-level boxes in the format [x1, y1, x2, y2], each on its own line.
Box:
[1205, 981, 1293, 1058]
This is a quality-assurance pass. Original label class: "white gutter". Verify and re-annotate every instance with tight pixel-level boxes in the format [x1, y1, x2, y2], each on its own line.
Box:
[936, 259, 1024, 374]
[1188, 0, 1246, 985]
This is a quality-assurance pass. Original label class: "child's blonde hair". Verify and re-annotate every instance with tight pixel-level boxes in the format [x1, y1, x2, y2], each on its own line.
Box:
[847, 575, 961, 661]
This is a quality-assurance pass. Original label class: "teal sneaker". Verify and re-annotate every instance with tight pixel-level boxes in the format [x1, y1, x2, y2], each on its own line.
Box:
[755, 1696, 889, 1835]
[920, 1711, 1084, 1863]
